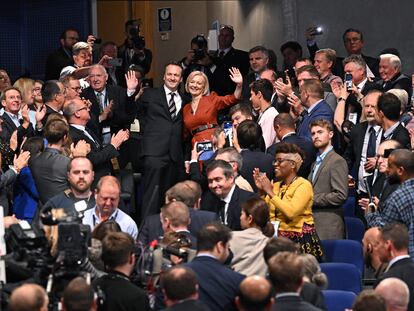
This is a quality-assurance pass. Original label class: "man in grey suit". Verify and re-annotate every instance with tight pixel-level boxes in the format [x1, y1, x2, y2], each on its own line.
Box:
[309, 119, 348, 240]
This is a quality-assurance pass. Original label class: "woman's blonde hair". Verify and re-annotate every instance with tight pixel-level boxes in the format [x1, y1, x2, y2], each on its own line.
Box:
[13, 78, 35, 105]
[185, 71, 209, 95]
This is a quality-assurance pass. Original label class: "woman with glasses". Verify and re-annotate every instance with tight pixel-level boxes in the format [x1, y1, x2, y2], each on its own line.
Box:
[253, 142, 323, 260]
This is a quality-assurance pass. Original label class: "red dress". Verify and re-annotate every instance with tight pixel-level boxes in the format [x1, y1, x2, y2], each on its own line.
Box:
[183, 92, 238, 145]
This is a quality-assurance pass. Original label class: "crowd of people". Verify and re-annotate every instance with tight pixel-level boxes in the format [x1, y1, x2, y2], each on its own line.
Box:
[2, 20, 414, 311]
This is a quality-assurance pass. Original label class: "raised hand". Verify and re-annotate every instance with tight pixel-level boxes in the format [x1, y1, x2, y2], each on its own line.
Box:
[9, 130, 18, 151]
[13, 151, 30, 173]
[35, 104, 46, 123]
[229, 67, 243, 85]
[100, 101, 114, 122]
[125, 70, 139, 92]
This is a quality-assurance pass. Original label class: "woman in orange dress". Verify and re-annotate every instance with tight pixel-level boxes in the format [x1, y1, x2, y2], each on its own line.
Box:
[183, 67, 242, 146]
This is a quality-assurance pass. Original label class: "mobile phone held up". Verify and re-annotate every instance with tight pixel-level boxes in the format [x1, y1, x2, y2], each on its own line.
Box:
[344, 73, 353, 92]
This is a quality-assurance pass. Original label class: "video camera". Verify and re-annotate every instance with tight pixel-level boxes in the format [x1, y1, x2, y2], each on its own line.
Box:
[192, 34, 208, 62]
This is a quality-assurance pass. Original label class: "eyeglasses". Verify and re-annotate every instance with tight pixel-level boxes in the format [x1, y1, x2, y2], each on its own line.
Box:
[32, 87, 41, 93]
[76, 107, 88, 112]
[272, 158, 294, 166]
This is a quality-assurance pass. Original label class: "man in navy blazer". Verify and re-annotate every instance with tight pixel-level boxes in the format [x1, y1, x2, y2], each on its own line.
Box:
[295, 79, 333, 141]
[185, 222, 245, 311]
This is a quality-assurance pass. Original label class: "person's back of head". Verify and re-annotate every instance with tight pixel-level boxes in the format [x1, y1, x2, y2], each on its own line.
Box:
[165, 180, 202, 209]
[375, 277, 409, 311]
[101, 231, 134, 271]
[296, 64, 320, 79]
[267, 251, 304, 294]
[390, 149, 414, 177]
[300, 79, 324, 100]
[380, 222, 409, 255]
[237, 120, 263, 150]
[352, 290, 386, 311]
[197, 222, 231, 252]
[41, 80, 61, 104]
[161, 201, 190, 230]
[44, 118, 69, 144]
[91, 220, 122, 241]
[9, 283, 48, 311]
[161, 266, 198, 305]
[236, 275, 273, 311]
[62, 277, 96, 311]
[377, 93, 401, 121]
[273, 113, 295, 131]
[263, 237, 300, 264]
[299, 253, 328, 289]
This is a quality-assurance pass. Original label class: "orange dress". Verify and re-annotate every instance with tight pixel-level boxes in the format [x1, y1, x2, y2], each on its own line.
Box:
[183, 92, 238, 145]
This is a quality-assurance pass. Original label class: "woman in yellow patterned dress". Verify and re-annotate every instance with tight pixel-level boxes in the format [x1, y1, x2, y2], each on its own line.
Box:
[253, 142, 323, 260]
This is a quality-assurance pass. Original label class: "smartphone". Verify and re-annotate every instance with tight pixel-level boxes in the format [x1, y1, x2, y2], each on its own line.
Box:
[314, 26, 323, 35]
[196, 141, 213, 152]
[223, 121, 233, 147]
[108, 58, 123, 67]
[344, 73, 353, 92]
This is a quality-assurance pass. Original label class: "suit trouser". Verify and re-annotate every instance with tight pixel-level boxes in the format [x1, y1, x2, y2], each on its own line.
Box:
[141, 155, 183, 222]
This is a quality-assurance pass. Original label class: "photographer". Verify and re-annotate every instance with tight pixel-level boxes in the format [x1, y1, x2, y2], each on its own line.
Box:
[181, 35, 214, 89]
[93, 232, 150, 311]
[118, 19, 153, 76]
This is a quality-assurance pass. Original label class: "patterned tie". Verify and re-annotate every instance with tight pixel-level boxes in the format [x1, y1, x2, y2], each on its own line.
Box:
[97, 92, 105, 113]
[168, 92, 177, 119]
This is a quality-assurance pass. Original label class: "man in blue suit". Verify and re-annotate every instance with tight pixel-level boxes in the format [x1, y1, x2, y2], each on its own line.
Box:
[295, 79, 333, 141]
[185, 222, 245, 311]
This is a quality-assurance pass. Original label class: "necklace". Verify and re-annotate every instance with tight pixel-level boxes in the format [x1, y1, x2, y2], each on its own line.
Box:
[279, 176, 298, 199]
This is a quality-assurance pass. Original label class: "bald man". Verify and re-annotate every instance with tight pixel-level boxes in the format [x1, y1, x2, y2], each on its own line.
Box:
[235, 276, 274, 311]
[375, 278, 409, 311]
[9, 284, 49, 311]
[362, 227, 387, 279]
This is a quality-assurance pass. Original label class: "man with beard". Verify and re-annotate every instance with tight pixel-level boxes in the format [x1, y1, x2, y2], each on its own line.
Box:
[41, 157, 95, 215]
[366, 149, 414, 258]
[362, 227, 388, 280]
[308, 119, 348, 240]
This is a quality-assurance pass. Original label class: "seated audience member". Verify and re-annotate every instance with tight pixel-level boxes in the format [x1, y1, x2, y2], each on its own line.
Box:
[229, 198, 274, 276]
[0, 69, 12, 93]
[375, 278, 410, 311]
[268, 252, 323, 311]
[352, 290, 386, 311]
[62, 277, 97, 311]
[185, 222, 245, 311]
[249, 79, 279, 149]
[0, 87, 35, 144]
[161, 266, 209, 311]
[160, 201, 197, 248]
[309, 120, 348, 240]
[306, 27, 379, 78]
[362, 227, 388, 280]
[202, 160, 257, 230]
[377, 54, 412, 101]
[235, 276, 274, 311]
[236, 120, 274, 191]
[375, 93, 410, 148]
[82, 176, 138, 239]
[242, 46, 269, 100]
[215, 147, 254, 192]
[138, 180, 217, 245]
[299, 254, 328, 290]
[366, 150, 414, 257]
[314, 48, 342, 85]
[13, 137, 43, 222]
[374, 223, 414, 311]
[263, 237, 326, 310]
[254, 143, 322, 260]
[8, 283, 49, 311]
[332, 55, 381, 131]
[45, 28, 79, 81]
[42, 156, 95, 215]
[41, 80, 66, 127]
[93, 232, 150, 311]
[268, 113, 316, 178]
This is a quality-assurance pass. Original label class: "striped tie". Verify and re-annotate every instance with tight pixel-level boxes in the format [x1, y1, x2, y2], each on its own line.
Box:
[168, 92, 176, 119]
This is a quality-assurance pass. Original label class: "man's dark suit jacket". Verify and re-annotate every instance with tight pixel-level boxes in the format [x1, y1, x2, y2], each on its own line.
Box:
[343, 121, 369, 177]
[69, 125, 119, 186]
[200, 185, 258, 230]
[80, 85, 136, 138]
[185, 256, 245, 311]
[240, 149, 274, 192]
[138, 208, 218, 246]
[382, 123, 411, 149]
[139, 87, 185, 163]
[297, 100, 333, 141]
[374, 257, 414, 311]
[44, 47, 73, 80]
[30, 147, 70, 204]
[241, 71, 257, 102]
[161, 299, 210, 311]
[378, 73, 412, 102]
[267, 133, 316, 178]
[271, 294, 323, 311]
[211, 47, 250, 96]
[0, 112, 35, 144]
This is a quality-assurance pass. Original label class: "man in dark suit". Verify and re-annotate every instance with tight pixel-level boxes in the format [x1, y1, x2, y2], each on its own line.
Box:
[41, 80, 66, 126]
[44, 28, 79, 80]
[138, 180, 217, 246]
[185, 223, 245, 311]
[203, 160, 257, 230]
[375, 277, 410, 311]
[64, 98, 129, 187]
[268, 113, 316, 178]
[268, 252, 323, 311]
[295, 79, 333, 141]
[376, 93, 410, 148]
[309, 120, 348, 240]
[374, 223, 414, 311]
[0, 87, 35, 144]
[235, 276, 274, 311]
[241, 46, 269, 101]
[210, 25, 249, 96]
[138, 62, 186, 219]
[161, 266, 210, 311]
